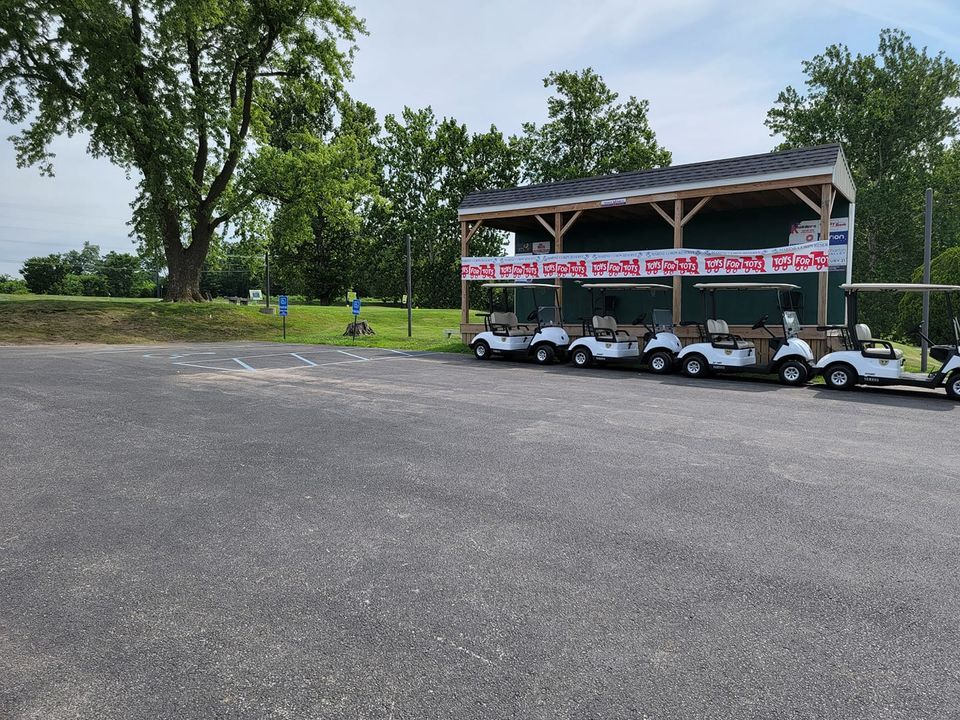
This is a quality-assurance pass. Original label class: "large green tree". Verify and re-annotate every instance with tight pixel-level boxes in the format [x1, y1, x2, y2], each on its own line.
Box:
[0, 0, 363, 301]
[517, 68, 671, 184]
[265, 95, 383, 303]
[766, 29, 960, 327]
[376, 107, 518, 307]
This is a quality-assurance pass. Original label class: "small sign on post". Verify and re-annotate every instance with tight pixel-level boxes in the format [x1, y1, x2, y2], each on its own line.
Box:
[351, 298, 361, 344]
[278, 295, 288, 340]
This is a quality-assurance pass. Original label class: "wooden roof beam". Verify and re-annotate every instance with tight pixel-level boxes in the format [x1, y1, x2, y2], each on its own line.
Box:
[650, 202, 675, 227]
[791, 187, 823, 215]
[464, 219, 484, 243]
[457, 173, 836, 222]
[681, 196, 712, 226]
[560, 210, 583, 237]
[534, 214, 556, 237]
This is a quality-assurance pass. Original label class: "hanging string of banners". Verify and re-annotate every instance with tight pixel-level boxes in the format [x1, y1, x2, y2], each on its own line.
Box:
[461, 240, 830, 281]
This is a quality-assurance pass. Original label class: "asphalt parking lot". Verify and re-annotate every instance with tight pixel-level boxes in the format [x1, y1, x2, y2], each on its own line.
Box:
[2, 341, 959, 719]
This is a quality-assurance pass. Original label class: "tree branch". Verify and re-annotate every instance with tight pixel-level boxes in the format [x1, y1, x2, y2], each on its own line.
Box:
[187, 36, 208, 195]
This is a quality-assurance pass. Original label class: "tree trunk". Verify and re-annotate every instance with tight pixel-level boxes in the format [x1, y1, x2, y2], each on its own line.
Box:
[163, 220, 212, 302]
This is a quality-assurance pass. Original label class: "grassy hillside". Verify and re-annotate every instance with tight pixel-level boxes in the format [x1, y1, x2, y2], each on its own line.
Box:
[0, 295, 466, 352]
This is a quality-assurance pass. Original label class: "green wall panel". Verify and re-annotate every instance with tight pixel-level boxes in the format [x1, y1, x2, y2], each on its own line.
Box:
[513, 201, 850, 326]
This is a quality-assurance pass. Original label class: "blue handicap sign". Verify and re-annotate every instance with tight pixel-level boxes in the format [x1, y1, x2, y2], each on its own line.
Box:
[278, 295, 288, 317]
[351, 298, 361, 315]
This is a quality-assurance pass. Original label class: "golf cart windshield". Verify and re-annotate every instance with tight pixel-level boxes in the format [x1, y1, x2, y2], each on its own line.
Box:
[652, 308, 673, 332]
[782, 310, 801, 339]
[537, 305, 561, 327]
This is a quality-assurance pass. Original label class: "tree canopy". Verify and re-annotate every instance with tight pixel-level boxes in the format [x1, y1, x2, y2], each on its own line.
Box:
[766, 29, 960, 327]
[0, 0, 364, 300]
[517, 68, 671, 183]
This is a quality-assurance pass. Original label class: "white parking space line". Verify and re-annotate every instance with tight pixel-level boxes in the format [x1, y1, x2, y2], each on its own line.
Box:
[290, 353, 318, 367]
[383, 348, 412, 356]
[173, 361, 250, 372]
[337, 350, 371, 361]
[232, 358, 256, 372]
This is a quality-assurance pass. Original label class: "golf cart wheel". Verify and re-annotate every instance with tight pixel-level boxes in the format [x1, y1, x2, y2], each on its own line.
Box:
[823, 363, 857, 390]
[681, 354, 709, 379]
[647, 350, 673, 374]
[534, 344, 555, 365]
[571, 346, 592, 368]
[473, 340, 491, 360]
[778, 360, 809, 387]
[946, 372, 960, 400]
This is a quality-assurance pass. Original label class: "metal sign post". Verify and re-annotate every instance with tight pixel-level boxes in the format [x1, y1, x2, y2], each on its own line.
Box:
[921, 188, 933, 372]
[278, 294, 288, 340]
[351, 298, 361, 345]
[406, 235, 413, 338]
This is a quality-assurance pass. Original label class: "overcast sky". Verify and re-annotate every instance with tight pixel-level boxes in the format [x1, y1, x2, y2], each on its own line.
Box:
[2, 0, 959, 277]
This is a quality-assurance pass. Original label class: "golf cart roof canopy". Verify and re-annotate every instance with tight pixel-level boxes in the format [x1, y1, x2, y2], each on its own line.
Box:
[480, 282, 558, 289]
[841, 283, 960, 293]
[580, 283, 673, 291]
[693, 282, 801, 291]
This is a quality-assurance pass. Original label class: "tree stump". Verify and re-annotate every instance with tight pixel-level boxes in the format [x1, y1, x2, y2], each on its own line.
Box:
[343, 321, 375, 336]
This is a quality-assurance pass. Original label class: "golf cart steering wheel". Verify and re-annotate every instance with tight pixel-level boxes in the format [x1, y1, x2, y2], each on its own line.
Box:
[751, 314, 768, 329]
[526, 309, 538, 321]
[631, 314, 646, 325]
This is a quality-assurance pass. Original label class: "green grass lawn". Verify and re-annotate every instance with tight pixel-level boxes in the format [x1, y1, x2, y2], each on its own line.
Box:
[0, 294, 466, 352]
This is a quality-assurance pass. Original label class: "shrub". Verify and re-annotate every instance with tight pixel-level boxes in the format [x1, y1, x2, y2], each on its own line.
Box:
[21, 255, 67, 294]
[56, 273, 85, 296]
[79, 274, 110, 296]
[0, 275, 28, 294]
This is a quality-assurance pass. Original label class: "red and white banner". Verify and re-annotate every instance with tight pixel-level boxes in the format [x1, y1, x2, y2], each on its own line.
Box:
[461, 241, 830, 281]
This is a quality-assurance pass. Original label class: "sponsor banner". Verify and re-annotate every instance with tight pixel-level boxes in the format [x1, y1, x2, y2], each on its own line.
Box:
[789, 217, 849, 271]
[461, 241, 830, 281]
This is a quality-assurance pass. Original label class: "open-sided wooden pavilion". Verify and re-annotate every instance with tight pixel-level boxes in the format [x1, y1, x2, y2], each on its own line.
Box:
[457, 144, 856, 360]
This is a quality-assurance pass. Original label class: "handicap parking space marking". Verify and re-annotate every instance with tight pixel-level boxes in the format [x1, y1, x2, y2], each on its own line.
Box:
[169, 348, 442, 374]
[143, 351, 218, 360]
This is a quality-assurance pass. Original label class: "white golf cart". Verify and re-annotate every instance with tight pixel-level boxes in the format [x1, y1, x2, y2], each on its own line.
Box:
[470, 282, 570, 364]
[567, 283, 681, 373]
[815, 283, 960, 398]
[676, 282, 815, 386]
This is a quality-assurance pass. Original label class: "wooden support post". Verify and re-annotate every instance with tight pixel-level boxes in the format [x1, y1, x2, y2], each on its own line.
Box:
[555, 212, 564, 311]
[673, 199, 683, 323]
[818, 184, 831, 325]
[460, 221, 469, 324]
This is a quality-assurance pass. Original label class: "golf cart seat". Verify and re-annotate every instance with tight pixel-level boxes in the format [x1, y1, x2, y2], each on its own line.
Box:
[854, 323, 903, 359]
[488, 311, 532, 337]
[707, 318, 754, 350]
[592, 315, 636, 343]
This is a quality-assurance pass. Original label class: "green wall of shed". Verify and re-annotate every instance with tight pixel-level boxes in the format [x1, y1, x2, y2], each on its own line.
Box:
[513, 200, 850, 326]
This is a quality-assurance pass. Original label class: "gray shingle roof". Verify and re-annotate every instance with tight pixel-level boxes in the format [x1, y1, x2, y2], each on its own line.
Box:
[459, 144, 843, 212]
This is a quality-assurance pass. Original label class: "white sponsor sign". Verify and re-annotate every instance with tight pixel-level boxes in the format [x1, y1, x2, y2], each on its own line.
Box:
[789, 217, 849, 271]
[461, 241, 830, 281]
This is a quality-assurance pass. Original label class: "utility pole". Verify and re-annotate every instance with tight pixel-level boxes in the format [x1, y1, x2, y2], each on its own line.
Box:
[406, 235, 413, 337]
[921, 188, 933, 371]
